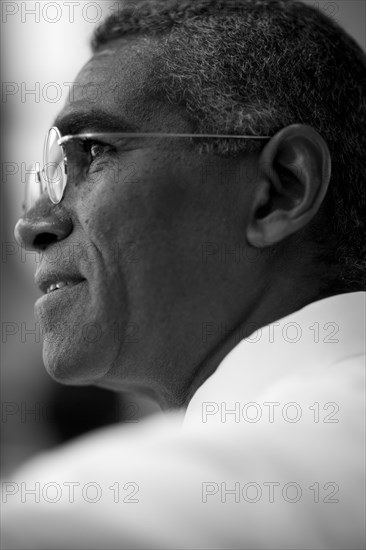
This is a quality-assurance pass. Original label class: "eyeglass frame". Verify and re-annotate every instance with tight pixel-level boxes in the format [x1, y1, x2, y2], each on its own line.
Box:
[26, 126, 272, 211]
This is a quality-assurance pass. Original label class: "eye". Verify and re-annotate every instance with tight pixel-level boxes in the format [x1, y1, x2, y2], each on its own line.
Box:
[83, 139, 113, 161]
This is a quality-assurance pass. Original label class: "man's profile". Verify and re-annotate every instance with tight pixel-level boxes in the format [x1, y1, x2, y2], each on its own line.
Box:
[2, 0, 365, 548]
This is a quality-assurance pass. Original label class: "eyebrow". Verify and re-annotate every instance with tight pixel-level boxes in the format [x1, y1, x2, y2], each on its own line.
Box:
[53, 109, 137, 136]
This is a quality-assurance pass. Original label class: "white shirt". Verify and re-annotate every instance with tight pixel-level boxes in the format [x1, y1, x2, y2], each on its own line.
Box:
[1, 292, 365, 549]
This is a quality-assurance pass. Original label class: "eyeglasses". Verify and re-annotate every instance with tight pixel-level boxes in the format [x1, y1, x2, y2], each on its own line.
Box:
[23, 126, 272, 212]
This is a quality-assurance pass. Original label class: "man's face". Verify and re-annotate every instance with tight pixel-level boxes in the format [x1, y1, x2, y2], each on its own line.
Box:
[16, 37, 260, 407]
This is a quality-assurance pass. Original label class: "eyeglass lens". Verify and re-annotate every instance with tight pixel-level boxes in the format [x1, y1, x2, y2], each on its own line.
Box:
[43, 127, 67, 204]
[23, 164, 42, 213]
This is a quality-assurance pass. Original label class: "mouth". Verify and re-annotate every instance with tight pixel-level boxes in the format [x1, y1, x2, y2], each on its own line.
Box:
[45, 280, 84, 294]
[35, 273, 86, 295]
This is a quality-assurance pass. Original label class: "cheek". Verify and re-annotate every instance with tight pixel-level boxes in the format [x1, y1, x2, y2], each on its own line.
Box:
[71, 172, 149, 309]
[74, 153, 176, 252]
[74, 152, 240, 288]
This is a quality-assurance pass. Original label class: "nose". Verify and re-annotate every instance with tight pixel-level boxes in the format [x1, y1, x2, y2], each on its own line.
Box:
[14, 197, 73, 251]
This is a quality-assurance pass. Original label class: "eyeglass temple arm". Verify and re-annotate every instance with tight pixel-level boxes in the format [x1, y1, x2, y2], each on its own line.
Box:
[58, 132, 272, 144]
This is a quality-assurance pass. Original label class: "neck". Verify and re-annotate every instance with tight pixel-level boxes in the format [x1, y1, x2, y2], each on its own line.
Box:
[183, 275, 341, 408]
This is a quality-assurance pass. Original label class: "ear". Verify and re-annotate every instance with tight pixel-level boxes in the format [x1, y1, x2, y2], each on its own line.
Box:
[246, 124, 331, 248]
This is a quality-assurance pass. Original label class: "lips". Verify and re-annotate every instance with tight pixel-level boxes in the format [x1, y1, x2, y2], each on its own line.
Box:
[35, 272, 86, 295]
[46, 280, 84, 294]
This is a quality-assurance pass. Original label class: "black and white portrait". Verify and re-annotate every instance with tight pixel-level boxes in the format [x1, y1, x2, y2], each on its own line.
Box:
[1, 1, 365, 548]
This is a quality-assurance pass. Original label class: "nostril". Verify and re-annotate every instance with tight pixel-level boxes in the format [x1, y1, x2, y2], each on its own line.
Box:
[14, 203, 73, 252]
[33, 233, 59, 250]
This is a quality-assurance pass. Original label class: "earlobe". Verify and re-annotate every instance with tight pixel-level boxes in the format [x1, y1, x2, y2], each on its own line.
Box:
[247, 124, 332, 248]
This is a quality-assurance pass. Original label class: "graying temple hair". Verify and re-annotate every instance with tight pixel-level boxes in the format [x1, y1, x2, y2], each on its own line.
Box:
[92, 0, 366, 290]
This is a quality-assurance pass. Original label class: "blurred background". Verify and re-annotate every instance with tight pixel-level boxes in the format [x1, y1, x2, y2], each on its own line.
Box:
[1, 0, 365, 476]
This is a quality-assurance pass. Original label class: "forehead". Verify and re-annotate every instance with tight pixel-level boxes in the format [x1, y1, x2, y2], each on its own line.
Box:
[55, 36, 188, 134]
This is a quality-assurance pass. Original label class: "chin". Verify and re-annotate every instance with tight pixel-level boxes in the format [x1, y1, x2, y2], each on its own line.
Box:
[41, 334, 116, 385]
